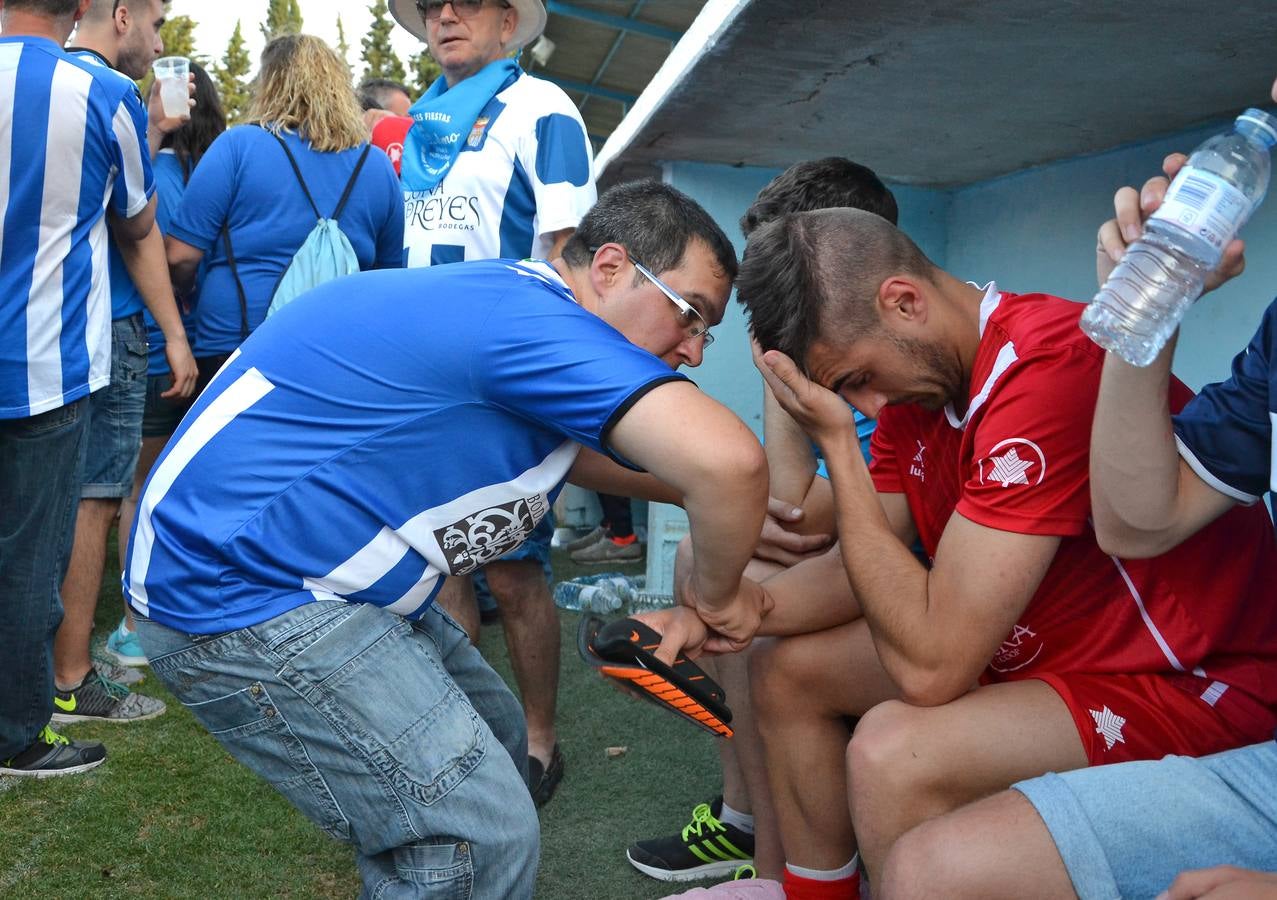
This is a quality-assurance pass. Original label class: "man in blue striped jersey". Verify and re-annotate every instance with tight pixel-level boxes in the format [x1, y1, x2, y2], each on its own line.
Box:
[123, 181, 768, 897]
[0, 0, 161, 777]
[49, 0, 198, 729]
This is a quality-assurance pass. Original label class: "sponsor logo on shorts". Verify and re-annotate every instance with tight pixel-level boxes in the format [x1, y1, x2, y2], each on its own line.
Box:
[976, 437, 1047, 488]
[990, 622, 1044, 673]
[1089, 705, 1127, 750]
[434, 494, 548, 575]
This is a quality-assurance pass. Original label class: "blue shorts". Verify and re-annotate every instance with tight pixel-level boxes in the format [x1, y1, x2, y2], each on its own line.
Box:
[141, 372, 194, 439]
[81, 314, 147, 499]
[1014, 739, 1277, 900]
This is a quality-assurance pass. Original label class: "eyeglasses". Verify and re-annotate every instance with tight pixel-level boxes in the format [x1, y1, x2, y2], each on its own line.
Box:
[416, 0, 510, 21]
[630, 258, 714, 347]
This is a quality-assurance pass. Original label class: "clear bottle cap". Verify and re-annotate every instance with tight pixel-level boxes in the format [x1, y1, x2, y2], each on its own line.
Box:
[1236, 108, 1277, 148]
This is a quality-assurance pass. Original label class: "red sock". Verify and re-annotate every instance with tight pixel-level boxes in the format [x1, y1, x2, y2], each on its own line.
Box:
[783, 869, 860, 900]
[610, 533, 638, 546]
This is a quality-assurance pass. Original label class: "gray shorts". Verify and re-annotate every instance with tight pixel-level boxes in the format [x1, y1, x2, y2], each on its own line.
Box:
[1014, 739, 1277, 900]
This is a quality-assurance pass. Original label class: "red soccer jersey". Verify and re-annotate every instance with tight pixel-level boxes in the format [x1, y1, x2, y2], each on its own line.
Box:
[869, 289, 1277, 736]
[371, 115, 412, 177]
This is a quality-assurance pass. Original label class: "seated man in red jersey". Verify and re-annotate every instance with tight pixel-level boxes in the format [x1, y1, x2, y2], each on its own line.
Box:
[651, 207, 1277, 900]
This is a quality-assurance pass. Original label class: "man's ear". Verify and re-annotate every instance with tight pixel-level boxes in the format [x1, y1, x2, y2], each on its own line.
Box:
[877, 275, 927, 325]
[113, 1, 130, 35]
[74, 0, 94, 23]
[501, 6, 519, 45]
[589, 243, 627, 297]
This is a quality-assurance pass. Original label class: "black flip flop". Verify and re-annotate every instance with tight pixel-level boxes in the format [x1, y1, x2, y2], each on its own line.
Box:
[577, 615, 733, 738]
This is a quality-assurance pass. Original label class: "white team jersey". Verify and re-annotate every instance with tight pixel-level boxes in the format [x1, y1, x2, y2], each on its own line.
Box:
[401, 73, 596, 268]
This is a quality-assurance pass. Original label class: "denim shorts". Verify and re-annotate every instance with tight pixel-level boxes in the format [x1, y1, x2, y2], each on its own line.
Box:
[1014, 739, 1277, 899]
[136, 601, 539, 898]
[141, 373, 194, 439]
[81, 314, 147, 499]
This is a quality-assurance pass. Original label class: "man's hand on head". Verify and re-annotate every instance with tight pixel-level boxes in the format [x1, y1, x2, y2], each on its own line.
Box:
[1096, 152, 1246, 292]
[756, 348, 856, 452]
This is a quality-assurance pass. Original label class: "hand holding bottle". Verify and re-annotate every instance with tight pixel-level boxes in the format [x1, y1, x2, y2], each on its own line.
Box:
[1095, 152, 1247, 293]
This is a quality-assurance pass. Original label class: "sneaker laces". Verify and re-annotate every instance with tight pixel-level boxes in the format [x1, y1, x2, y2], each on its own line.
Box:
[681, 802, 727, 841]
[734, 864, 758, 881]
[40, 724, 70, 747]
[89, 666, 130, 702]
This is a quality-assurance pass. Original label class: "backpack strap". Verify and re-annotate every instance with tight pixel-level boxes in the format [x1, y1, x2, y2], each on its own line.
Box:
[331, 144, 373, 222]
[270, 132, 321, 220]
[222, 225, 251, 340]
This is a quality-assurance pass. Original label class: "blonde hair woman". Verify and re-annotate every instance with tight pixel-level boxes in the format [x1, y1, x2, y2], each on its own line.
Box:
[166, 33, 405, 386]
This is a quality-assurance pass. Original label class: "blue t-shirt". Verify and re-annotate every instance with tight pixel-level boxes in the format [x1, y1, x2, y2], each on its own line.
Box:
[0, 38, 153, 418]
[124, 259, 686, 633]
[1174, 296, 1277, 503]
[145, 150, 198, 375]
[168, 126, 405, 355]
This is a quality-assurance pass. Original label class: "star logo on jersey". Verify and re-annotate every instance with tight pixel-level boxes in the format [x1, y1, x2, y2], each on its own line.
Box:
[1089, 706, 1127, 751]
[434, 494, 549, 575]
[388, 141, 404, 166]
[976, 438, 1047, 488]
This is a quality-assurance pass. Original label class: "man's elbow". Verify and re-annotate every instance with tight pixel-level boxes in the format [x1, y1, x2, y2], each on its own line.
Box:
[1092, 510, 1181, 559]
[891, 664, 972, 708]
[715, 440, 768, 497]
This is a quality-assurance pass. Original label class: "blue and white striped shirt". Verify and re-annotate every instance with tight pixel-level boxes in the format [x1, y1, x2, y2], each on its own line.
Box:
[0, 37, 154, 419]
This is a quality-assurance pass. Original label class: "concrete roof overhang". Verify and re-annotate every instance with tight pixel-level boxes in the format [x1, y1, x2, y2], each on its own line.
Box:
[597, 0, 1277, 187]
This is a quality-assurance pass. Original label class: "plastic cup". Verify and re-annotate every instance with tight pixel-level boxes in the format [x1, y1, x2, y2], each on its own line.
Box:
[152, 56, 190, 118]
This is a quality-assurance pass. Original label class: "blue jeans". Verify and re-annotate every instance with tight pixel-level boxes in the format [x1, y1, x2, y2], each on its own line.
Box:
[0, 397, 89, 756]
[136, 601, 539, 898]
[1015, 740, 1277, 899]
[81, 313, 147, 499]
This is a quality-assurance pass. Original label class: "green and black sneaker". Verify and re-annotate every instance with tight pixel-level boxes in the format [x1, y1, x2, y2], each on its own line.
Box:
[0, 725, 106, 778]
[52, 666, 166, 724]
[627, 797, 755, 882]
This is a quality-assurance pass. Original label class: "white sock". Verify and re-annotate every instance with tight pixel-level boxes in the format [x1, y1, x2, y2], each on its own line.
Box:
[718, 801, 755, 835]
[785, 854, 859, 881]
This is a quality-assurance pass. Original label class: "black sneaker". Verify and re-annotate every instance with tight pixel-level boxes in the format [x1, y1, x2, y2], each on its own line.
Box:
[0, 725, 106, 778]
[627, 797, 755, 882]
[51, 666, 166, 724]
[527, 743, 564, 807]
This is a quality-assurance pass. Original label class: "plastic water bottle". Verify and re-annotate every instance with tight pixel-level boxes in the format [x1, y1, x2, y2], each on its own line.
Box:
[1080, 108, 1277, 366]
[553, 573, 638, 612]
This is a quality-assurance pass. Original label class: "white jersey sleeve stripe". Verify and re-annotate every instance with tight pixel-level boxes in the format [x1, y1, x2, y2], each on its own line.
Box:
[26, 60, 94, 413]
[1175, 433, 1261, 504]
[128, 365, 275, 613]
[110, 96, 149, 218]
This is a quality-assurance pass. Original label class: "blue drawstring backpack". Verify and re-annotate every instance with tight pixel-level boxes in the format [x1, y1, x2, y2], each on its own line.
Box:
[265, 132, 372, 318]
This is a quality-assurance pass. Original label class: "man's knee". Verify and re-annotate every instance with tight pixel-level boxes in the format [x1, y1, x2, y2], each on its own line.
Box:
[483, 561, 550, 607]
[880, 817, 977, 900]
[847, 700, 930, 799]
[748, 633, 829, 723]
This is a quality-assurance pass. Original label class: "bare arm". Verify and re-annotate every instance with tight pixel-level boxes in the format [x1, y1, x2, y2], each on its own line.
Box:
[111, 199, 197, 398]
[607, 380, 769, 645]
[165, 234, 205, 301]
[1089, 154, 1243, 556]
[567, 446, 682, 505]
[759, 348, 1055, 705]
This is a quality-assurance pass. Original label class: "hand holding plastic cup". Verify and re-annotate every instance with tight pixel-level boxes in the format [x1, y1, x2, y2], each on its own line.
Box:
[152, 56, 190, 119]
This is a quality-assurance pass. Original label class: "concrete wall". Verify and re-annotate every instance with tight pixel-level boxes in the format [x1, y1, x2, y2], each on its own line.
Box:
[944, 117, 1277, 390]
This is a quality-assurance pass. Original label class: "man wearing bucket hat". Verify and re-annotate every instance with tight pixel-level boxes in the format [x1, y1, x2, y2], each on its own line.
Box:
[378, 0, 596, 809]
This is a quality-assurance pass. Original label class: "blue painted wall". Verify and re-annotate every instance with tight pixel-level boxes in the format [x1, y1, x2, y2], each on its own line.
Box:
[944, 117, 1277, 390]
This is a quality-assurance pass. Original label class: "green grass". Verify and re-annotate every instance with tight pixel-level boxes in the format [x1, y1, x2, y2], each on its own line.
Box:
[1, 539, 723, 899]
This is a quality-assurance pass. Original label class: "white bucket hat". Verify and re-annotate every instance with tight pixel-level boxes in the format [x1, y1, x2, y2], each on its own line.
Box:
[389, 0, 548, 51]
